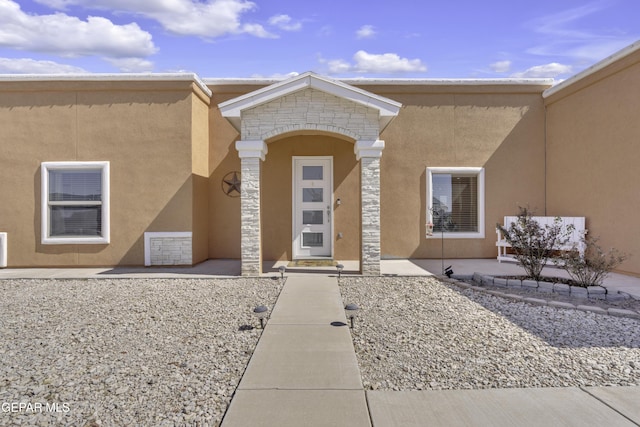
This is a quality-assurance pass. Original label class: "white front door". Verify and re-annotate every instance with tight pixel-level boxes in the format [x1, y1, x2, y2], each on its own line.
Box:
[293, 157, 333, 258]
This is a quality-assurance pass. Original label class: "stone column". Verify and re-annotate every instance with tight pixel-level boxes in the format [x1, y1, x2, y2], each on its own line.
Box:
[355, 140, 384, 276]
[236, 140, 268, 276]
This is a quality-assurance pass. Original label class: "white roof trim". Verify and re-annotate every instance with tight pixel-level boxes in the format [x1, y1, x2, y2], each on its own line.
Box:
[218, 71, 402, 133]
[0, 73, 212, 97]
[543, 40, 640, 99]
[205, 77, 554, 86]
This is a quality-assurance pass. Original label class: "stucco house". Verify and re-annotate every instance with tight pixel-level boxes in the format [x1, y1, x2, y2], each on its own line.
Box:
[1, 41, 639, 276]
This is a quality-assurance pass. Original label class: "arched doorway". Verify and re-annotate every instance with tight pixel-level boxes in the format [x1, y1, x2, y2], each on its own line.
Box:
[218, 72, 401, 275]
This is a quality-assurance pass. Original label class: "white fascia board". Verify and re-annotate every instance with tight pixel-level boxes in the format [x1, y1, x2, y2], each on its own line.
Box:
[0, 73, 212, 97]
[218, 73, 313, 118]
[543, 40, 640, 99]
[218, 71, 402, 119]
[344, 78, 554, 86]
[207, 77, 554, 87]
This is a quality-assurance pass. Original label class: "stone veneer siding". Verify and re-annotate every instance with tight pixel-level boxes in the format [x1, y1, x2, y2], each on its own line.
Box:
[361, 157, 381, 275]
[241, 88, 380, 141]
[240, 157, 262, 275]
[146, 233, 192, 266]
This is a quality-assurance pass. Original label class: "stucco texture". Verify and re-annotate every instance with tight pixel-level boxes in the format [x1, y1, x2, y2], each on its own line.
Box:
[0, 80, 205, 267]
[545, 50, 640, 275]
[372, 86, 547, 259]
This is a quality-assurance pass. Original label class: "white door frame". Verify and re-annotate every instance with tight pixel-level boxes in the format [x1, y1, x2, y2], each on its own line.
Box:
[292, 156, 334, 259]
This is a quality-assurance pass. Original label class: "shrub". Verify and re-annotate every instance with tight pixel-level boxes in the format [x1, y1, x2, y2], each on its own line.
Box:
[557, 236, 628, 288]
[496, 207, 573, 281]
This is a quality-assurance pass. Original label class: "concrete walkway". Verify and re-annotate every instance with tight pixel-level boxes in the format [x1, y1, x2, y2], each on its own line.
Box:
[220, 274, 640, 427]
[221, 275, 371, 426]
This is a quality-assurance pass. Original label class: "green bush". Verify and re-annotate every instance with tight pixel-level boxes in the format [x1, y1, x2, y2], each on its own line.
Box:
[557, 236, 628, 288]
[496, 207, 573, 281]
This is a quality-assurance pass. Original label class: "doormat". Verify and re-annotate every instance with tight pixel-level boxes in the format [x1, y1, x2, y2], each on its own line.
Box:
[288, 260, 337, 267]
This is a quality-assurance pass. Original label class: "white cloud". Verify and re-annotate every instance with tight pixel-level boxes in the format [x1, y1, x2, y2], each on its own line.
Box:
[0, 57, 87, 73]
[34, 0, 278, 38]
[0, 0, 156, 58]
[326, 51, 427, 74]
[268, 14, 302, 31]
[241, 23, 277, 38]
[250, 71, 300, 79]
[490, 60, 511, 73]
[511, 63, 573, 78]
[353, 50, 426, 73]
[105, 57, 154, 72]
[327, 59, 352, 74]
[526, 2, 638, 63]
[356, 25, 376, 39]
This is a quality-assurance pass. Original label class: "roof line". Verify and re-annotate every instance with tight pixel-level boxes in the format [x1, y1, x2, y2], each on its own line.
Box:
[0, 73, 212, 97]
[543, 40, 640, 99]
[204, 77, 555, 86]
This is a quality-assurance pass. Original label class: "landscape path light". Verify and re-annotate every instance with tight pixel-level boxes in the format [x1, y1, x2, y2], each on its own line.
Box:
[444, 265, 454, 278]
[344, 303, 359, 329]
[278, 265, 286, 279]
[253, 305, 269, 329]
[336, 263, 344, 278]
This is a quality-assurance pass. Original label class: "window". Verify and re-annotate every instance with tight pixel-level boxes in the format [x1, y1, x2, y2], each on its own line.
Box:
[427, 167, 485, 238]
[41, 162, 110, 244]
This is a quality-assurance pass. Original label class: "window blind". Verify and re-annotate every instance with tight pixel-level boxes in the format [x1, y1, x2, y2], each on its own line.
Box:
[48, 170, 103, 237]
[432, 174, 478, 233]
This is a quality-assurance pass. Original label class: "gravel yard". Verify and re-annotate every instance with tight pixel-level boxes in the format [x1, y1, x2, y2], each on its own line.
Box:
[339, 276, 640, 391]
[0, 278, 282, 426]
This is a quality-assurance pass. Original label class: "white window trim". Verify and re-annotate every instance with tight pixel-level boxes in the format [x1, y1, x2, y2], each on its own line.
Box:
[41, 161, 110, 245]
[426, 167, 485, 239]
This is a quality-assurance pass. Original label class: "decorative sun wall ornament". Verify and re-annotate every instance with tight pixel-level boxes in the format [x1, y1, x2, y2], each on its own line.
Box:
[222, 171, 241, 197]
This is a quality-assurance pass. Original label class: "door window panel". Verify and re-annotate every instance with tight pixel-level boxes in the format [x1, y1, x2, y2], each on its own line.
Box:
[302, 210, 323, 225]
[302, 166, 323, 180]
[302, 188, 323, 202]
[302, 232, 323, 247]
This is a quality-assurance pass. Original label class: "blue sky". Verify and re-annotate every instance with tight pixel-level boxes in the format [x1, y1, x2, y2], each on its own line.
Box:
[0, 0, 638, 79]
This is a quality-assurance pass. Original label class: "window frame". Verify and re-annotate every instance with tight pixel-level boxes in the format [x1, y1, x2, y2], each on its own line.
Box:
[41, 161, 110, 245]
[426, 167, 485, 239]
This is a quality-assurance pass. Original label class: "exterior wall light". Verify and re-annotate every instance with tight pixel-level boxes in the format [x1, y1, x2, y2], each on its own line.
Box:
[253, 305, 269, 329]
[278, 265, 286, 279]
[336, 263, 344, 278]
[344, 303, 359, 329]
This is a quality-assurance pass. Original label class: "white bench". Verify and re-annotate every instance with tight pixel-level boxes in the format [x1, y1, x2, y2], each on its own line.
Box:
[496, 216, 587, 263]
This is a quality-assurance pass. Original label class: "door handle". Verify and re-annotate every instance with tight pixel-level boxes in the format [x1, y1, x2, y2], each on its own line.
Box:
[327, 205, 331, 223]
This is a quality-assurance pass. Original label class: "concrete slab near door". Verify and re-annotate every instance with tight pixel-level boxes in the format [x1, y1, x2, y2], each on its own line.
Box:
[269, 276, 345, 324]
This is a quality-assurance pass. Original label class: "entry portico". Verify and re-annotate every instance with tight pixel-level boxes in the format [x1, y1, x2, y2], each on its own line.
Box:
[219, 72, 401, 276]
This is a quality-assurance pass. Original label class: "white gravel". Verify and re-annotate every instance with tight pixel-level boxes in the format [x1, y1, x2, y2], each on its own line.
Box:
[0, 278, 282, 426]
[339, 276, 640, 391]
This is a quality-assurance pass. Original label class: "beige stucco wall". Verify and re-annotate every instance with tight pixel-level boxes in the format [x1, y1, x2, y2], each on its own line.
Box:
[208, 89, 245, 259]
[192, 90, 211, 264]
[545, 49, 640, 275]
[360, 84, 549, 259]
[261, 134, 360, 261]
[0, 80, 205, 267]
[209, 83, 550, 262]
